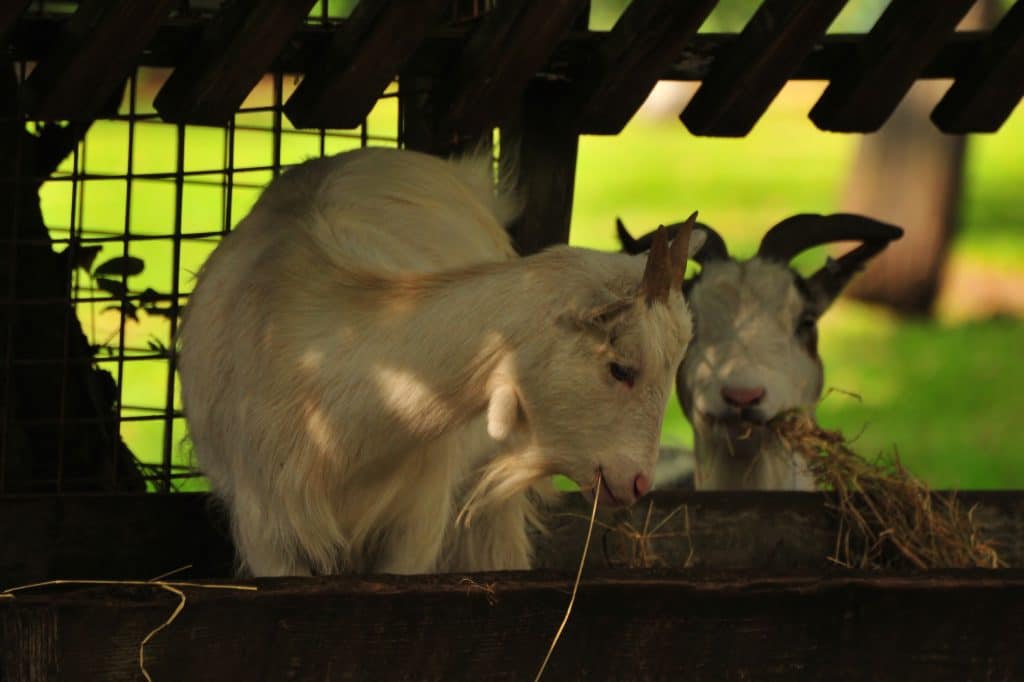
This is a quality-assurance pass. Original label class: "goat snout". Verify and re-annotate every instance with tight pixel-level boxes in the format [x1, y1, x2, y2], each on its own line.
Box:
[721, 385, 766, 408]
[586, 468, 652, 507]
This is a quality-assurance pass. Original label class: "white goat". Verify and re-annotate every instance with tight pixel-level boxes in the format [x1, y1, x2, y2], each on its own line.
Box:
[179, 147, 703, 576]
[618, 214, 902, 491]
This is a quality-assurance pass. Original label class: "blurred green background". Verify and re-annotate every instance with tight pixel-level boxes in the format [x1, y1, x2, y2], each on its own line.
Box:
[39, 0, 1024, 490]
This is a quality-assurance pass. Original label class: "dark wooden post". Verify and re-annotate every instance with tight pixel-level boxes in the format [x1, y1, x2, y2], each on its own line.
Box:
[499, 80, 579, 255]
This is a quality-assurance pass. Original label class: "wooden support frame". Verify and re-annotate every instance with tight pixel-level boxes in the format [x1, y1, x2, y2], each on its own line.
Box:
[18, 0, 177, 120]
[500, 81, 579, 256]
[681, 0, 848, 137]
[437, 0, 589, 142]
[571, 0, 716, 135]
[0, 0, 29, 41]
[810, 0, 977, 133]
[932, 0, 1024, 133]
[7, 15, 1000, 88]
[284, 0, 450, 130]
[153, 0, 319, 125]
[398, 71, 493, 157]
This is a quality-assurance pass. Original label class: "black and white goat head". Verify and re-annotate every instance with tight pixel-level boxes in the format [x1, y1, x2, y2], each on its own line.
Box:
[617, 214, 903, 490]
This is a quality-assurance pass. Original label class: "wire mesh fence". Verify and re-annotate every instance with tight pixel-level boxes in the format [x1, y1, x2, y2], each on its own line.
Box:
[0, 0, 478, 494]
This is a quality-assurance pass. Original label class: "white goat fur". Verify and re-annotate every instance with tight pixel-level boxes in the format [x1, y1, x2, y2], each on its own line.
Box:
[679, 259, 819, 490]
[179, 148, 695, 576]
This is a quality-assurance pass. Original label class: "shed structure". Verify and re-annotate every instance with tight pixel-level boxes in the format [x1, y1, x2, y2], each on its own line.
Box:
[1, 1, 1023, 680]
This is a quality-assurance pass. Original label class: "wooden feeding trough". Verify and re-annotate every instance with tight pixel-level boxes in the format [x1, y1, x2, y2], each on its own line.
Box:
[2, 491, 1024, 680]
[2, 1, 1024, 679]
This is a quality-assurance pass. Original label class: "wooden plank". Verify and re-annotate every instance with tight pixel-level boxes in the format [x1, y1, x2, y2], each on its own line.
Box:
[3, 570, 1024, 681]
[571, 0, 716, 134]
[437, 0, 589, 141]
[681, 0, 849, 137]
[810, 0, 977, 133]
[284, 0, 450, 130]
[10, 15, 995, 82]
[18, 0, 177, 120]
[2, 491, 1022, 585]
[500, 80, 579, 255]
[932, 0, 1024, 133]
[153, 0, 318, 125]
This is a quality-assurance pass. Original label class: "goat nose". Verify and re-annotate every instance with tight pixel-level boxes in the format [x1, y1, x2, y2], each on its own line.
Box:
[633, 473, 651, 498]
[721, 385, 766, 408]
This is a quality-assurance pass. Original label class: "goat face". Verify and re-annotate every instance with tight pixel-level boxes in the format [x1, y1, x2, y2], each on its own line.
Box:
[679, 258, 823, 444]
[511, 221, 705, 506]
[618, 214, 902, 486]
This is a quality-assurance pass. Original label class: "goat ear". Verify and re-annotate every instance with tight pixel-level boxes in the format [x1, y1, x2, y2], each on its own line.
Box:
[688, 228, 708, 259]
[486, 384, 519, 441]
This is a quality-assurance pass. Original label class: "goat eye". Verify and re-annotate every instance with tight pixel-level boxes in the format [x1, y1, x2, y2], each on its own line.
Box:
[609, 362, 636, 387]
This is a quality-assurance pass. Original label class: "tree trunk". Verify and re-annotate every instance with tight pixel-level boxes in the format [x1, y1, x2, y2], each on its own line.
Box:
[0, 62, 144, 492]
[839, 0, 999, 316]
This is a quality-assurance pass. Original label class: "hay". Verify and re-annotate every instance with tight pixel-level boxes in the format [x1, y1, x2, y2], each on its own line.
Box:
[772, 409, 1005, 570]
[534, 471, 602, 682]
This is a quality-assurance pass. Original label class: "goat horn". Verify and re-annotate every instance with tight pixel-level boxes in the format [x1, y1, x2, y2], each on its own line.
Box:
[668, 211, 696, 291]
[757, 213, 904, 263]
[640, 225, 672, 304]
[618, 216, 728, 266]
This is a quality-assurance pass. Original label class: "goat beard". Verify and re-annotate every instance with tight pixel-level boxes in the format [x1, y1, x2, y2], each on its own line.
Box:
[457, 448, 559, 529]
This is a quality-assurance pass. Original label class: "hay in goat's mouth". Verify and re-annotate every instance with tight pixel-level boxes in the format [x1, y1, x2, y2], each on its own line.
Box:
[771, 409, 1004, 570]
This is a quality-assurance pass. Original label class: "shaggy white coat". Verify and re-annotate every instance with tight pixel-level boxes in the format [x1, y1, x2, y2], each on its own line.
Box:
[178, 148, 696, 576]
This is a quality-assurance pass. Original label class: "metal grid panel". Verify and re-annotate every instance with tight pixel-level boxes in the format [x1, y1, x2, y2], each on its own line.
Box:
[1, 3, 410, 493]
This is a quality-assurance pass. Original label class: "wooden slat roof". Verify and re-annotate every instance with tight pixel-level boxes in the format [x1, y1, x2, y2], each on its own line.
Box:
[5, 1, 1023, 135]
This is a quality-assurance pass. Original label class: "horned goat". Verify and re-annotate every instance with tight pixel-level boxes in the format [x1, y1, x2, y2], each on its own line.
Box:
[178, 147, 703, 576]
[618, 214, 902, 491]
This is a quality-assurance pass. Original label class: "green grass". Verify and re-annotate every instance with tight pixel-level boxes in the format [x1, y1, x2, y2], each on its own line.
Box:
[38, 80, 1024, 490]
[817, 304, 1024, 489]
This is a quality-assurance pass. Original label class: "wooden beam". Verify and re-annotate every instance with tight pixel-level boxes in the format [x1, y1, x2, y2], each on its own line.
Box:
[18, 0, 177, 120]
[3, 490, 1022, 584]
[500, 81, 579, 255]
[572, 0, 716, 135]
[438, 0, 589, 141]
[153, 0, 318, 125]
[932, 0, 1024, 133]
[681, 0, 848, 137]
[3, 570, 1024, 681]
[0, 0, 30, 41]
[810, 0, 977, 133]
[284, 0, 450, 130]
[9, 15, 997, 82]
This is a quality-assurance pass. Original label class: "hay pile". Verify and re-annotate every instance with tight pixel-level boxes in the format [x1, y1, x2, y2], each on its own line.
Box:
[772, 409, 1004, 570]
